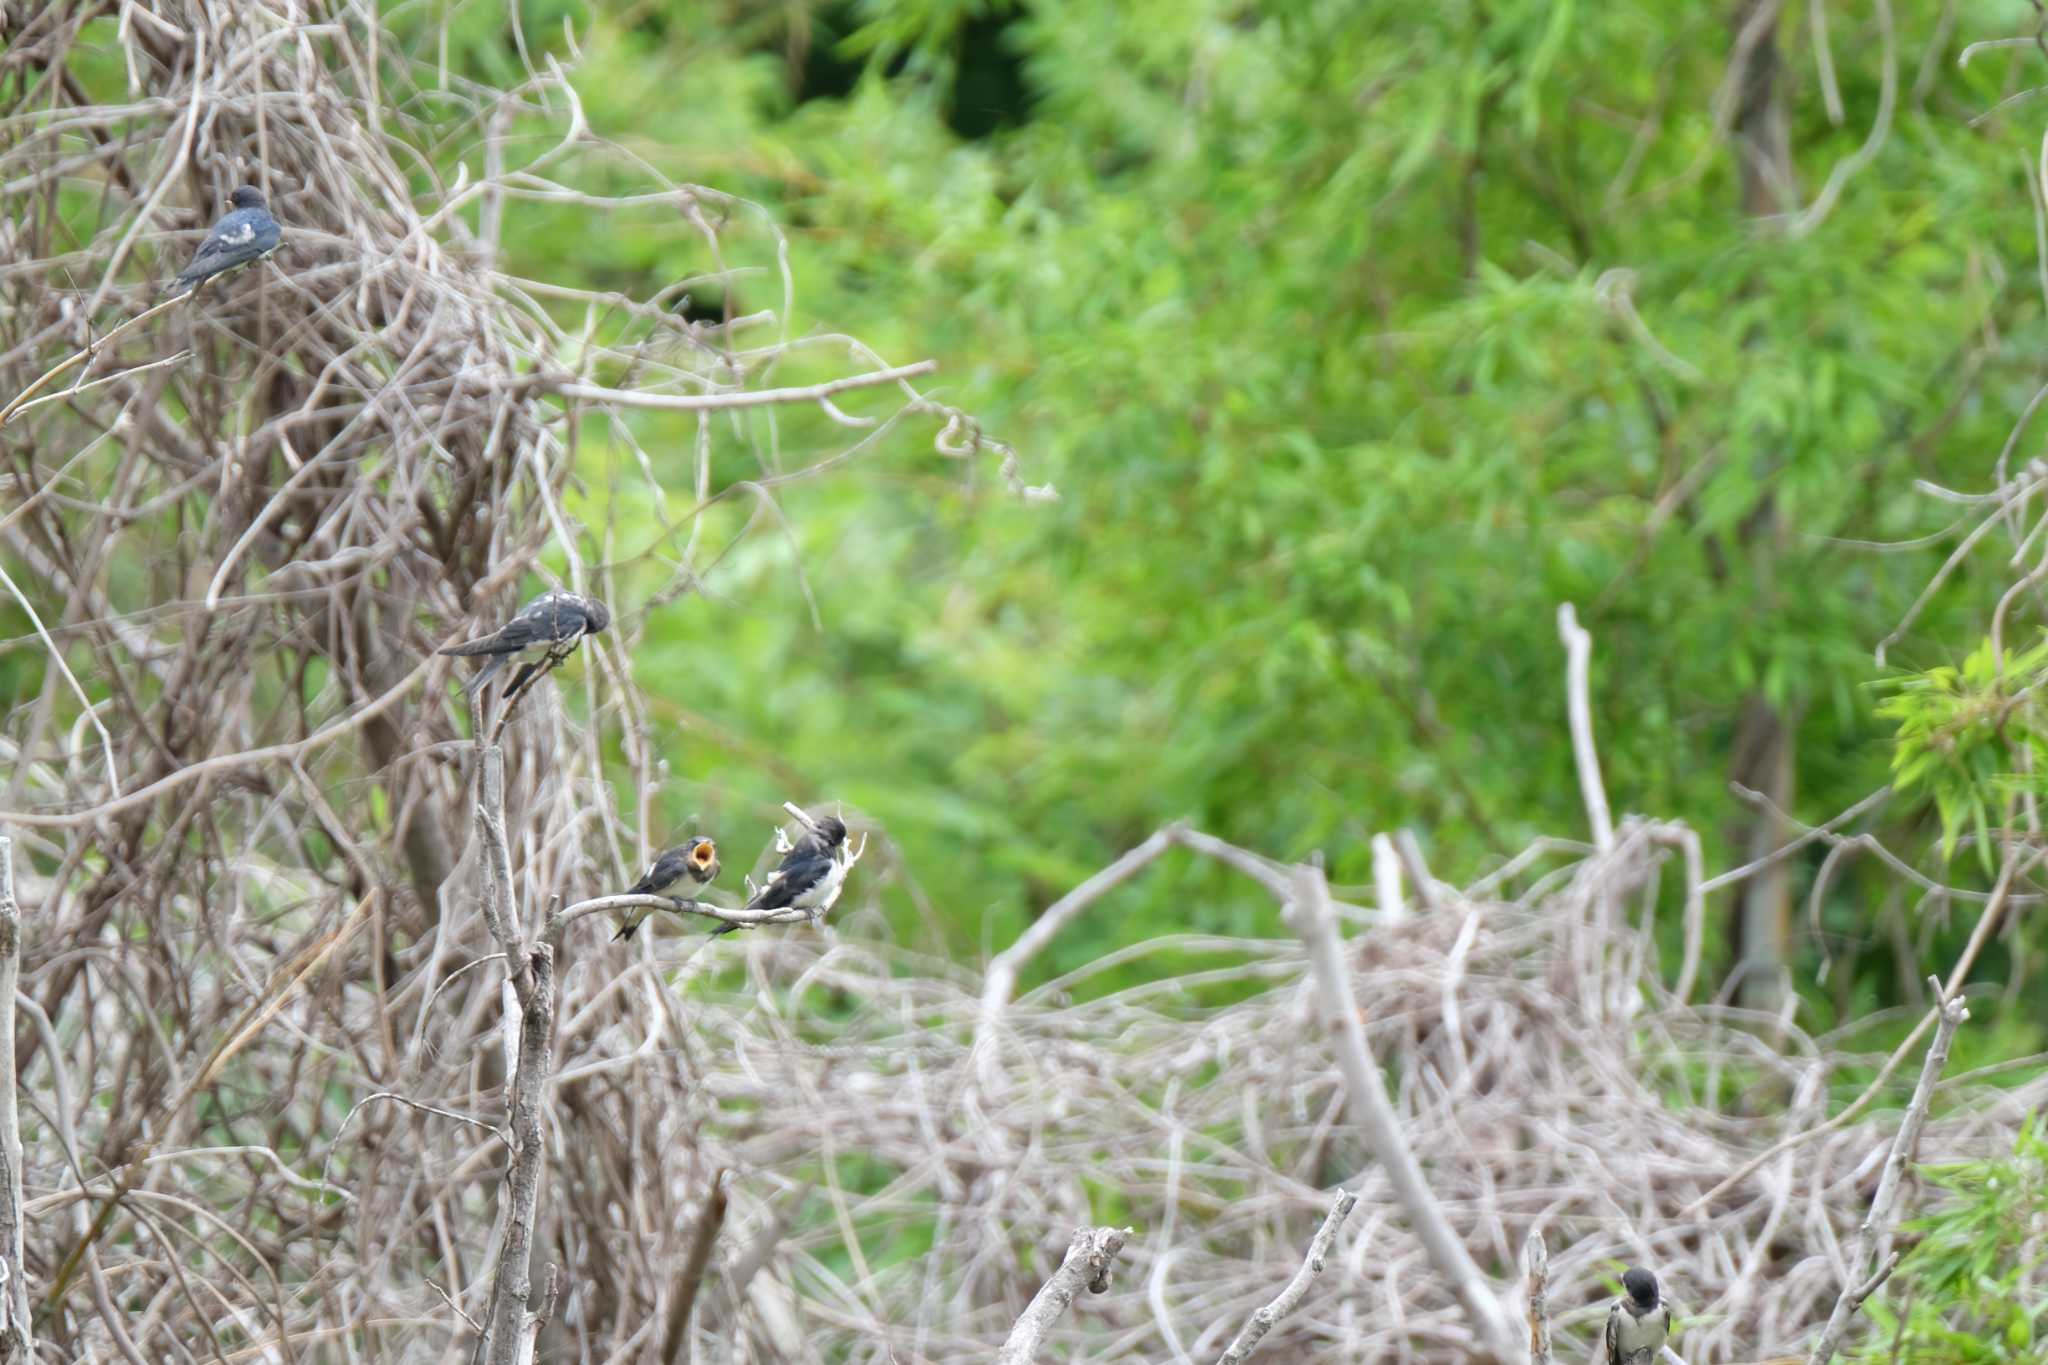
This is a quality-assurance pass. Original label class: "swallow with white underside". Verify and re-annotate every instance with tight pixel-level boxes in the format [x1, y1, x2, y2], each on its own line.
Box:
[714, 813, 851, 936]
[1604, 1266, 1671, 1365]
[612, 837, 721, 941]
[439, 588, 611, 695]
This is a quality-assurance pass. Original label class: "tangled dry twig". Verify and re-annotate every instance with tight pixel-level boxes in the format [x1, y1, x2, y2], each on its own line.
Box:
[0, 5, 2031, 1365]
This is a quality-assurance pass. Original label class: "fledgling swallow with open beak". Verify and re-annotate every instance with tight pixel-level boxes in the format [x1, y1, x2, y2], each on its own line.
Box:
[713, 813, 850, 936]
[169, 185, 282, 295]
[612, 837, 720, 941]
[439, 588, 610, 696]
[1604, 1266, 1671, 1365]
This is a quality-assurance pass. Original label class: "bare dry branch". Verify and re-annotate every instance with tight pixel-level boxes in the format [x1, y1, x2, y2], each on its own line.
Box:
[473, 744, 557, 1364]
[1214, 1189, 1358, 1365]
[1288, 861, 1523, 1362]
[552, 358, 937, 411]
[0, 836, 27, 1362]
[994, 1226, 1132, 1365]
[1525, 1231, 1552, 1365]
[1557, 604, 1615, 854]
[1804, 982, 1968, 1365]
[660, 1173, 729, 1365]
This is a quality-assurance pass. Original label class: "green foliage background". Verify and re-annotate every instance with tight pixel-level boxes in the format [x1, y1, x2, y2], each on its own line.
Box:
[16, 0, 2048, 1012]
[487, 0, 2045, 1004]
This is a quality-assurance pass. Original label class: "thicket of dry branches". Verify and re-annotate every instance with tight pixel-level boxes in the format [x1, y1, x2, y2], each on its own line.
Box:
[0, 5, 2029, 1365]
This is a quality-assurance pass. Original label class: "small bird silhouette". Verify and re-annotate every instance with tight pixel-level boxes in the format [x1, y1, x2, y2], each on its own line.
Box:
[1605, 1266, 1671, 1365]
[439, 589, 610, 695]
[715, 814, 850, 936]
[169, 185, 281, 295]
[612, 837, 721, 941]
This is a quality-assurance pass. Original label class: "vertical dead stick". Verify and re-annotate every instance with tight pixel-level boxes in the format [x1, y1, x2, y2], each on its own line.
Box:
[1214, 1189, 1358, 1365]
[513, 1265, 561, 1365]
[0, 837, 28, 1362]
[1804, 979, 1967, 1365]
[1557, 604, 1615, 855]
[1371, 834, 1407, 925]
[471, 747, 559, 1365]
[1289, 863, 1522, 1362]
[660, 1172, 730, 1365]
[479, 947, 554, 1364]
[1394, 829, 1443, 912]
[1524, 1231, 1551, 1365]
[993, 1226, 1131, 1365]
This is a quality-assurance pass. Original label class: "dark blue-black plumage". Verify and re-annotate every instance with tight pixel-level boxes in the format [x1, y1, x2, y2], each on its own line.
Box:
[1604, 1267, 1670, 1365]
[612, 836, 721, 941]
[170, 186, 281, 294]
[439, 589, 611, 695]
[713, 814, 850, 936]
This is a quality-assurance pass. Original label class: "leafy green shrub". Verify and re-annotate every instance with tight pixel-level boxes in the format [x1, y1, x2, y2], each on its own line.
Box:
[1857, 1116, 2048, 1363]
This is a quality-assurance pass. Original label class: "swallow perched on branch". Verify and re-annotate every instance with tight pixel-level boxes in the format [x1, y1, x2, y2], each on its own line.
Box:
[1604, 1267, 1671, 1365]
[715, 813, 851, 936]
[612, 837, 721, 941]
[169, 186, 281, 295]
[439, 588, 611, 695]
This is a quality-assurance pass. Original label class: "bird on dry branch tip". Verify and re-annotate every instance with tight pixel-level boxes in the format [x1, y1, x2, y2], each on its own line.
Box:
[612, 837, 721, 941]
[1605, 1266, 1672, 1365]
[714, 813, 852, 937]
[168, 185, 281, 295]
[438, 588, 611, 695]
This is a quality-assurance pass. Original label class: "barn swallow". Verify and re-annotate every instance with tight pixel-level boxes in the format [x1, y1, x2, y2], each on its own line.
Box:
[1605, 1267, 1671, 1365]
[169, 186, 282, 295]
[713, 813, 849, 936]
[612, 836, 720, 941]
[439, 589, 611, 695]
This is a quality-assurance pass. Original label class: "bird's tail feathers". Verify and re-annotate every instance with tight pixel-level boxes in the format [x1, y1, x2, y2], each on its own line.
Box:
[458, 655, 506, 695]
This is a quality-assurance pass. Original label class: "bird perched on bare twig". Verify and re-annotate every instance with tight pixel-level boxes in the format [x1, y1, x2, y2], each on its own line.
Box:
[169, 185, 281, 295]
[612, 837, 721, 941]
[1605, 1267, 1671, 1365]
[715, 813, 850, 936]
[439, 588, 611, 696]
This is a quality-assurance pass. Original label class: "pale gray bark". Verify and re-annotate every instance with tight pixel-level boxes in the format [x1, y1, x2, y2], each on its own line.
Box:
[993, 1226, 1130, 1365]
[1214, 1190, 1358, 1365]
[471, 747, 559, 1365]
[0, 836, 28, 1362]
[1290, 862, 1523, 1363]
[1804, 981, 1968, 1365]
[1525, 1232, 1552, 1365]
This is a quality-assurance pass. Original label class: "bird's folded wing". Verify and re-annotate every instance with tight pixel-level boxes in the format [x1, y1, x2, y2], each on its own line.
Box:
[747, 868, 793, 910]
[441, 613, 559, 657]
